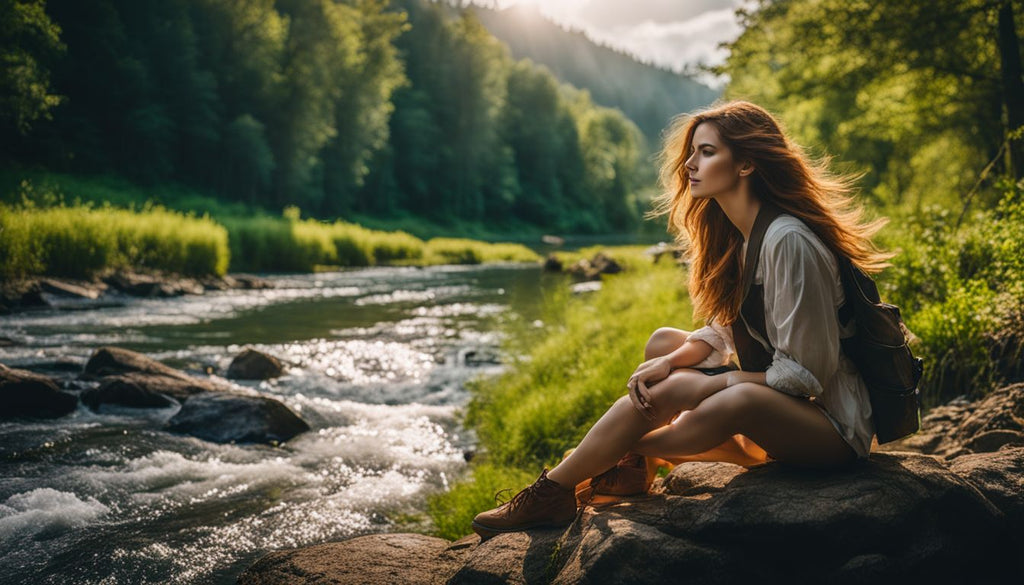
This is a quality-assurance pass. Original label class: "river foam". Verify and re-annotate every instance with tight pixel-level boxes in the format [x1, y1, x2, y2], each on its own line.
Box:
[0, 488, 109, 541]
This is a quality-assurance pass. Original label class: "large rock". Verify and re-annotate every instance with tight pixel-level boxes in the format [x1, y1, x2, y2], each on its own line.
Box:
[239, 384, 1024, 583]
[473, 453, 1018, 584]
[227, 349, 284, 380]
[80, 372, 209, 411]
[103, 271, 204, 297]
[880, 383, 1024, 458]
[166, 392, 309, 444]
[237, 534, 473, 585]
[240, 451, 1022, 584]
[39, 277, 103, 299]
[0, 279, 48, 313]
[82, 346, 225, 389]
[226, 273, 274, 290]
[948, 446, 1024, 529]
[83, 346, 198, 382]
[0, 364, 78, 418]
[566, 252, 625, 282]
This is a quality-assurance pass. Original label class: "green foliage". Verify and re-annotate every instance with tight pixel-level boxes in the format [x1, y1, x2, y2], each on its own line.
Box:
[0, 199, 229, 279]
[0, 0, 64, 136]
[722, 0, 1018, 209]
[877, 185, 1024, 405]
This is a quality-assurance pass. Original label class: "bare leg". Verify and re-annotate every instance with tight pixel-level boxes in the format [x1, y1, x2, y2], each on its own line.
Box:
[545, 395, 650, 488]
[547, 327, 739, 488]
[546, 368, 731, 487]
[662, 433, 771, 467]
[641, 327, 778, 467]
[633, 382, 857, 469]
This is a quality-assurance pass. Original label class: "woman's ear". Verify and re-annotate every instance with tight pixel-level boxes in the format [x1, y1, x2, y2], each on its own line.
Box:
[739, 162, 755, 177]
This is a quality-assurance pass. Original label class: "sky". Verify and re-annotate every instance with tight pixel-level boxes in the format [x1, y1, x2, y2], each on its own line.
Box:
[467, 0, 750, 86]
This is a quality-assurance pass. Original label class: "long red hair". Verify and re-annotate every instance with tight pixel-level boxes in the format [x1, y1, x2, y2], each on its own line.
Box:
[651, 101, 892, 325]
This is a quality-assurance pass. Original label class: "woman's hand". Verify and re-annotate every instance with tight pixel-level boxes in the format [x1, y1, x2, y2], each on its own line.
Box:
[628, 378, 656, 421]
[627, 356, 673, 392]
[627, 357, 673, 421]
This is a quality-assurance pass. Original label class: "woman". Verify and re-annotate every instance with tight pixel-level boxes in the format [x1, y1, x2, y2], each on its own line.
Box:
[471, 101, 891, 540]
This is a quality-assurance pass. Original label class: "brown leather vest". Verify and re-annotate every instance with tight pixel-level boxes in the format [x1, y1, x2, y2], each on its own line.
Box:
[731, 204, 782, 372]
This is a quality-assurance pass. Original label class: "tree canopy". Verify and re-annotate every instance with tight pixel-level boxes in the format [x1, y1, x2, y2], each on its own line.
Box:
[721, 0, 1023, 212]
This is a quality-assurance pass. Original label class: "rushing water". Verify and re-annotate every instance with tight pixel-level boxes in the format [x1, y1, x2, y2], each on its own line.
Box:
[0, 263, 552, 584]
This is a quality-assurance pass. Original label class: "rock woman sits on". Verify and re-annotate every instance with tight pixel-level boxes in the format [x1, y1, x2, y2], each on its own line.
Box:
[472, 100, 891, 540]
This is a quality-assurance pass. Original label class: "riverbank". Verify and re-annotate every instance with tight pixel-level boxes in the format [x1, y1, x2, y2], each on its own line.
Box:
[0, 269, 273, 316]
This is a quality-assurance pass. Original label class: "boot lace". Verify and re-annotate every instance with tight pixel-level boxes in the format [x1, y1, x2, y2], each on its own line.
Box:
[493, 482, 541, 513]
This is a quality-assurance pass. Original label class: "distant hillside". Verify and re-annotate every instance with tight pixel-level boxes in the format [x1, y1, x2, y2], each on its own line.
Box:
[473, 4, 720, 146]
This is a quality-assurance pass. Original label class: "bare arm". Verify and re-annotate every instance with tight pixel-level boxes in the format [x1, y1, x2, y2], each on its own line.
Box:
[628, 338, 713, 390]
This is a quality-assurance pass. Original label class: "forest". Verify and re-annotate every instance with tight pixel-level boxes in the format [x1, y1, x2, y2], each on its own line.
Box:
[0, 0, 658, 234]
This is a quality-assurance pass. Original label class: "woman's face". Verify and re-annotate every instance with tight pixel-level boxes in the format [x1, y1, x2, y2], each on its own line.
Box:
[684, 122, 747, 200]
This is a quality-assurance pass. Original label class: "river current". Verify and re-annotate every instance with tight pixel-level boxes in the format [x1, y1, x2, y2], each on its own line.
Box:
[0, 264, 549, 584]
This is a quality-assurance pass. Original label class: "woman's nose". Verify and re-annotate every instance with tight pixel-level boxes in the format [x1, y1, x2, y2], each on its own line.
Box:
[684, 153, 696, 171]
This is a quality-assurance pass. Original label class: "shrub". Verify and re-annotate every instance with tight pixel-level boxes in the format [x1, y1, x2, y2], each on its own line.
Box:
[877, 185, 1024, 405]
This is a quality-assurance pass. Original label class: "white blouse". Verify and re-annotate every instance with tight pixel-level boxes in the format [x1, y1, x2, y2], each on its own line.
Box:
[687, 214, 875, 459]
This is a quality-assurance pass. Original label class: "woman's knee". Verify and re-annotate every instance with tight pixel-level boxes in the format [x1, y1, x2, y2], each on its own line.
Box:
[691, 382, 766, 427]
[644, 327, 689, 360]
[644, 369, 716, 417]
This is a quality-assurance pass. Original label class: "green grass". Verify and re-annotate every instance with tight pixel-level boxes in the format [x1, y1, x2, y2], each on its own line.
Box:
[423, 237, 540, 265]
[0, 202, 229, 279]
[221, 218, 539, 273]
[427, 251, 691, 539]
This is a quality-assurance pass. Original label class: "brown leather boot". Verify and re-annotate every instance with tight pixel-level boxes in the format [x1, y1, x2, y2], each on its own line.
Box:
[471, 469, 577, 540]
[574, 453, 652, 507]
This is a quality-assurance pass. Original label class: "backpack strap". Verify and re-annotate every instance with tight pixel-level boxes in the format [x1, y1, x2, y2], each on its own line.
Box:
[731, 203, 783, 372]
[740, 202, 783, 302]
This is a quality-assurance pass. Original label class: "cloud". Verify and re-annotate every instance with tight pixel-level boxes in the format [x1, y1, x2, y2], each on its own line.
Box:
[477, 0, 749, 86]
[574, 0, 744, 29]
[604, 8, 743, 69]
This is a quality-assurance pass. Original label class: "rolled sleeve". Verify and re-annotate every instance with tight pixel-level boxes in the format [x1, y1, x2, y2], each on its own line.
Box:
[762, 229, 841, 398]
[688, 322, 736, 368]
[766, 353, 824, 397]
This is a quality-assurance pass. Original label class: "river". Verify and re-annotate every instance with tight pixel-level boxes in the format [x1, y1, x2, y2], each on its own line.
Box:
[0, 263, 553, 584]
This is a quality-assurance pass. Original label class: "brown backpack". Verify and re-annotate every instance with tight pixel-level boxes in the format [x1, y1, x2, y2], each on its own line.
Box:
[732, 204, 922, 444]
